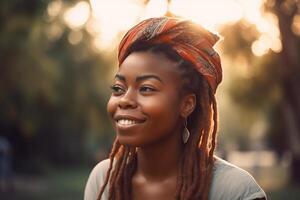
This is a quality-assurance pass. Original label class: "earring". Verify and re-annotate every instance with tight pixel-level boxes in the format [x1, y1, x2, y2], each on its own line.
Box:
[182, 119, 190, 144]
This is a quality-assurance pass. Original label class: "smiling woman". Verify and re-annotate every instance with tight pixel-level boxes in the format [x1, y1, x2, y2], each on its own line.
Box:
[108, 51, 184, 148]
[84, 17, 267, 200]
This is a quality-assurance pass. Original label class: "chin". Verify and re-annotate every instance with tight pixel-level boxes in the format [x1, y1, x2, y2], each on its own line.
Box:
[117, 135, 142, 147]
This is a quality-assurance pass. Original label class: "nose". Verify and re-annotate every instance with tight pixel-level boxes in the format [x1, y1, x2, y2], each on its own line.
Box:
[118, 88, 137, 109]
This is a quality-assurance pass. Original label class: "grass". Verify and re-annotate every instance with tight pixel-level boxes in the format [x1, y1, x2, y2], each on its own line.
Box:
[8, 166, 91, 200]
[3, 166, 300, 200]
[267, 185, 300, 200]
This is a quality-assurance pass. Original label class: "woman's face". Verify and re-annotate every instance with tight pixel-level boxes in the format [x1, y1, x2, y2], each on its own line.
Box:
[107, 51, 185, 147]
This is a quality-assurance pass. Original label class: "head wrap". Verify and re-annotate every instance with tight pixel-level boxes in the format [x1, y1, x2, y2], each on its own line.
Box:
[118, 17, 222, 93]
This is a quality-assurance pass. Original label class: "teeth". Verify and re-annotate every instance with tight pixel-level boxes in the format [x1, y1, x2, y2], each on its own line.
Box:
[118, 119, 138, 125]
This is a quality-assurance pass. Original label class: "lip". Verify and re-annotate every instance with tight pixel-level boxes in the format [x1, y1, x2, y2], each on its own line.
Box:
[114, 114, 146, 123]
[114, 114, 146, 130]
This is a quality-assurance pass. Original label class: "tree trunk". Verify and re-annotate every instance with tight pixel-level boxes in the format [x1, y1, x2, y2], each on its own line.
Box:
[273, 0, 300, 183]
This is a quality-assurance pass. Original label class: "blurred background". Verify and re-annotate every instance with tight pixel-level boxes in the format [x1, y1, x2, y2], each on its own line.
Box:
[0, 0, 299, 199]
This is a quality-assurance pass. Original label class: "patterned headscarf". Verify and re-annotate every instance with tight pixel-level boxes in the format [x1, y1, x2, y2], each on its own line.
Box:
[118, 17, 222, 93]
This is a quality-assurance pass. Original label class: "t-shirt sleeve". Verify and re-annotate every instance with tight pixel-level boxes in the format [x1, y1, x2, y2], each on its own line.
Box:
[84, 159, 110, 200]
[209, 158, 267, 200]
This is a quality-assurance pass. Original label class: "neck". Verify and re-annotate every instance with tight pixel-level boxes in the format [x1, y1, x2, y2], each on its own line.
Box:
[135, 129, 184, 180]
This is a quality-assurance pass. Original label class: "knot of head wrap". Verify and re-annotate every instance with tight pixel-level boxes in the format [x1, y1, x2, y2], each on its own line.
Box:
[118, 17, 222, 93]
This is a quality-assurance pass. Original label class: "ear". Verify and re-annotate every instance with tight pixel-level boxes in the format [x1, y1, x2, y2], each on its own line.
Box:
[180, 93, 196, 118]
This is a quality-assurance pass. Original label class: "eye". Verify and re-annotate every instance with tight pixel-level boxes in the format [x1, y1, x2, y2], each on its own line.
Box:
[140, 86, 156, 93]
[110, 84, 125, 95]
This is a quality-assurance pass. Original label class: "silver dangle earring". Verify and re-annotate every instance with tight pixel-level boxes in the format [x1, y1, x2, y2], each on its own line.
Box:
[182, 119, 190, 144]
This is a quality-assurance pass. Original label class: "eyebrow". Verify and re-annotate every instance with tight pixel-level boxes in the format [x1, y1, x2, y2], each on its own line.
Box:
[115, 74, 126, 81]
[114, 74, 163, 83]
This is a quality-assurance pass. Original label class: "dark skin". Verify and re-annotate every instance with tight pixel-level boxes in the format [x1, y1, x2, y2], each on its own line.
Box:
[106, 51, 266, 200]
[107, 51, 195, 200]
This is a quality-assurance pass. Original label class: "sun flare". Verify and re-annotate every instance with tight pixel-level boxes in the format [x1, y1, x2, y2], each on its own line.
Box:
[57, 0, 282, 56]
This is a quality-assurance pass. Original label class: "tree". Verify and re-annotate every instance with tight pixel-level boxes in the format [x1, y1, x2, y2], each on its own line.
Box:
[266, 0, 300, 183]
[220, 0, 300, 183]
[0, 0, 114, 172]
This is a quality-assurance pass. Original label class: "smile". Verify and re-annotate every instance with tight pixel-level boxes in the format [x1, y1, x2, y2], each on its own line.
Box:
[114, 114, 146, 130]
[117, 119, 141, 126]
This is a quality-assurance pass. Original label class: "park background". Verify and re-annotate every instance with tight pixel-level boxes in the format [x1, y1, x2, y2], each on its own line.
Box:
[0, 0, 300, 199]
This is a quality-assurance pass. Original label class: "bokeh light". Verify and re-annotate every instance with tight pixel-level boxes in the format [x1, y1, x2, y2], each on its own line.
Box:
[3, 0, 300, 199]
[292, 14, 300, 36]
[63, 1, 90, 30]
[142, 0, 169, 19]
[47, 0, 63, 18]
[84, 0, 282, 57]
[169, 0, 243, 29]
[89, 0, 142, 51]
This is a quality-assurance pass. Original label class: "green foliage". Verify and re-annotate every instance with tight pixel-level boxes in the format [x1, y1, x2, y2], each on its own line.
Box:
[0, 0, 114, 171]
[12, 167, 89, 200]
[218, 20, 285, 151]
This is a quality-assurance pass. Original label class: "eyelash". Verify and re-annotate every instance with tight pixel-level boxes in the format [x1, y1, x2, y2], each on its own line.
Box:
[110, 85, 156, 95]
[110, 85, 124, 94]
[140, 86, 156, 92]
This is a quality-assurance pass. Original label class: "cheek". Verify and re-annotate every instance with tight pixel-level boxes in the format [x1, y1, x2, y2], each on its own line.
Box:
[141, 93, 181, 123]
[107, 96, 117, 118]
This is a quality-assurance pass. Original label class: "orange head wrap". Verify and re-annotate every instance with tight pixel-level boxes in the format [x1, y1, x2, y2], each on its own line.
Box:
[118, 17, 222, 93]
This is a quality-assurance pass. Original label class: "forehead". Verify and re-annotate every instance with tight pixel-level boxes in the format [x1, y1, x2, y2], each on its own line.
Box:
[118, 51, 182, 82]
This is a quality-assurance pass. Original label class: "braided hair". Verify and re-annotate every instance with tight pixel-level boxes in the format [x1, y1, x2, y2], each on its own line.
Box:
[97, 42, 218, 200]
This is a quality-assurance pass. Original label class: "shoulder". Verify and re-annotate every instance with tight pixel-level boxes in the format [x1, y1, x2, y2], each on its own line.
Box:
[84, 159, 111, 200]
[209, 156, 267, 200]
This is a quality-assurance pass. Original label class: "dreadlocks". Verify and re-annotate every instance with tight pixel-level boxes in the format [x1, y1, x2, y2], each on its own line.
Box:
[97, 43, 218, 200]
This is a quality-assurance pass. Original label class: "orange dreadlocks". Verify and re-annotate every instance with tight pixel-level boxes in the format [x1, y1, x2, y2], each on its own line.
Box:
[98, 17, 221, 200]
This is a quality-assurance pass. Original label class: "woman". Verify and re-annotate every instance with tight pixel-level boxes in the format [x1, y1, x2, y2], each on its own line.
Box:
[85, 17, 267, 200]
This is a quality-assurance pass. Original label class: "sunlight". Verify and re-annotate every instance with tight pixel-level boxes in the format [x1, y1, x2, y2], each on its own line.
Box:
[236, 0, 282, 55]
[47, 0, 63, 18]
[251, 37, 269, 57]
[236, 0, 262, 25]
[292, 14, 300, 36]
[85, 0, 281, 56]
[89, 0, 142, 51]
[63, 1, 90, 30]
[169, 0, 243, 30]
[141, 0, 168, 19]
[256, 13, 282, 53]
